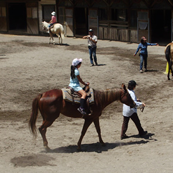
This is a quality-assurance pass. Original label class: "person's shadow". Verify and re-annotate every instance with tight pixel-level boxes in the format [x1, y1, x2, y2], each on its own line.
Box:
[145, 69, 158, 72]
[96, 64, 106, 66]
[129, 132, 156, 140]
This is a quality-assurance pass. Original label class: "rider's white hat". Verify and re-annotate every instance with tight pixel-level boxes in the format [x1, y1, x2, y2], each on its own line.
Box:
[51, 11, 56, 16]
[72, 58, 82, 66]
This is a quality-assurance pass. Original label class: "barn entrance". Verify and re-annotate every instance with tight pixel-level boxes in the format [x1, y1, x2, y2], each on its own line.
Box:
[74, 8, 88, 36]
[150, 10, 171, 45]
[8, 3, 27, 31]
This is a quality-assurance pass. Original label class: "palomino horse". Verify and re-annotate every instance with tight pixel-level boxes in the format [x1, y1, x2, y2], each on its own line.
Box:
[42, 21, 64, 44]
[165, 42, 173, 80]
[29, 84, 135, 151]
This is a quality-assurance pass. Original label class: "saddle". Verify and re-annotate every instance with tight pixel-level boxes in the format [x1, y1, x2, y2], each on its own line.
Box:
[62, 86, 94, 104]
[49, 23, 56, 33]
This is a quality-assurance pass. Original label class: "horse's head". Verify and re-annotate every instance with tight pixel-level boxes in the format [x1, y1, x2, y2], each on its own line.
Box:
[42, 21, 48, 31]
[120, 83, 136, 108]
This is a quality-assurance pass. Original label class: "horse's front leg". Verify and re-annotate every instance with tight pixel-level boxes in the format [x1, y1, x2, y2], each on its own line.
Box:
[49, 33, 54, 44]
[49, 37, 51, 44]
[77, 118, 93, 150]
[93, 117, 105, 146]
[53, 39, 55, 45]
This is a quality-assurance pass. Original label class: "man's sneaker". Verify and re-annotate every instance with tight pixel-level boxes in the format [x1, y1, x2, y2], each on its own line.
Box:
[140, 70, 143, 73]
[121, 134, 129, 140]
[77, 107, 87, 115]
[139, 131, 148, 137]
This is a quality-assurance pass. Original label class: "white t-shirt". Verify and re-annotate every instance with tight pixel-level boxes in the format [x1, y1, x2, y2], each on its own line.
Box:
[123, 89, 143, 117]
[88, 35, 97, 47]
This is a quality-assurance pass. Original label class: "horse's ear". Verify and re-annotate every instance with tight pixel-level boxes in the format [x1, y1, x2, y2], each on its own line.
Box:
[122, 83, 127, 93]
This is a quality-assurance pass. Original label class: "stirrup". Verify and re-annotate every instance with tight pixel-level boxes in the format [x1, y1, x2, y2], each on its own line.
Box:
[77, 107, 87, 115]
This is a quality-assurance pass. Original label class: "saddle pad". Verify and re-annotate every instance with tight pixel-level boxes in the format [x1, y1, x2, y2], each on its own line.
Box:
[62, 88, 94, 104]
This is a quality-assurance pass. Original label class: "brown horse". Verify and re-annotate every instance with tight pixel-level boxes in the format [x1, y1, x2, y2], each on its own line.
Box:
[29, 84, 135, 150]
[165, 42, 173, 80]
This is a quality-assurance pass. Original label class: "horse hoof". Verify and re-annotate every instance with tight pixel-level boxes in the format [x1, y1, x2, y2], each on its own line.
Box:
[44, 145, 51, 151]
[101, 142, 106, 147]
[77, 146, 82, 151]
[77, 148, 82, 152]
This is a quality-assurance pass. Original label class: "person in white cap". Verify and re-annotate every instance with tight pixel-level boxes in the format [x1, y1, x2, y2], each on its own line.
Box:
[83, 29, 98, 66]
[69, 58, 90, 116]
[48, 11, 57, 32]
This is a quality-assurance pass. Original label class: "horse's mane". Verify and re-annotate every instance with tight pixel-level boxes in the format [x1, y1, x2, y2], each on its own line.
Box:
[94, 88, 121, 108]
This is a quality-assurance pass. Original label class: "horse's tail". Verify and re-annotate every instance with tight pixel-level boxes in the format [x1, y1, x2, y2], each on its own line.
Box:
[29, 94, 42, 137]
[61, 25, 64, 40]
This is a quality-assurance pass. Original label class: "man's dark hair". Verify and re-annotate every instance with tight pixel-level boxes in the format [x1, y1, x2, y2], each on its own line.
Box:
[128, 80, 137, 90]
[141, 37, 145, 44]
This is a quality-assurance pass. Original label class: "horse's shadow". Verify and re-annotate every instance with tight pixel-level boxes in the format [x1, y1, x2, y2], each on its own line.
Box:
[43, 133, 155, 153]
[0, 55, 8, 60]
[53, 43, 70, 46]
[0, 58, 8, 60]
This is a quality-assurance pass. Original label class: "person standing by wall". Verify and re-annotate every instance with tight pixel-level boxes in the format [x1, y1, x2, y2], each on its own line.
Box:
[134, 36, 159, 73]
[83, 29, 98, 66]
[121, 80, 147, 140]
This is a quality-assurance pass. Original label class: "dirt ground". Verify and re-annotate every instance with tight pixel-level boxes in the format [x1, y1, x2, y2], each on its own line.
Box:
[0, 33, 173, 173]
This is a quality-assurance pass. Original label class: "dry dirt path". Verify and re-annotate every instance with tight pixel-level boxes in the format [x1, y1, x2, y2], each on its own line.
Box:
[0, 34, 173, 173]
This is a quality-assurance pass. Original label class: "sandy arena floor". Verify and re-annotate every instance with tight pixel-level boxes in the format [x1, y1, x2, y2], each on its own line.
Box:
[0, 33, 173, 173]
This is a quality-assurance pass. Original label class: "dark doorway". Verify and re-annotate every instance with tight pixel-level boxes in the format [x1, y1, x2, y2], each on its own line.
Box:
[150, 10, 171, 45]
[74, 8, 87, 36]
[42, 5, 55, 22]
[8, 3, 27, 31]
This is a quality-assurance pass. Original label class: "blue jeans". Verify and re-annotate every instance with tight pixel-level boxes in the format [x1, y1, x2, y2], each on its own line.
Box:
[140, 54, 147, 70]
[48, 23, 56, 27]
[88, 46, 97, 65]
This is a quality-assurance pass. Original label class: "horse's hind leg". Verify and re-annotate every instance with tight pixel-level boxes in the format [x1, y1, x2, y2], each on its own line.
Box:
[168, 60, 172, 80]
[56, 34, 60, 44]
[171, 61, 173, 78]
[168, 63, 170, 80]
[39, 118, 57, 150]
